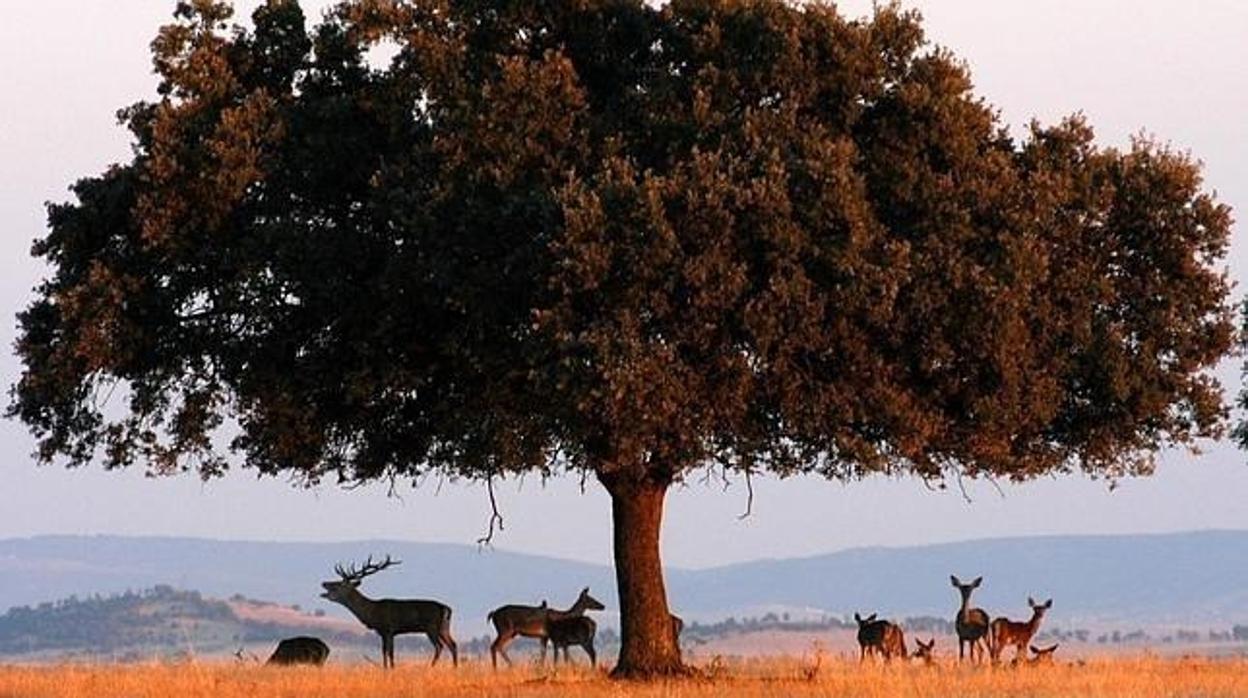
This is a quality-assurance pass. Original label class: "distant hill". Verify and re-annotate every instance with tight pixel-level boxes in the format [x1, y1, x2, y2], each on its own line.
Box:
[666, 531, 1248, 624]
[0, 585, 362, 659]
[1, 531, 1246, 634]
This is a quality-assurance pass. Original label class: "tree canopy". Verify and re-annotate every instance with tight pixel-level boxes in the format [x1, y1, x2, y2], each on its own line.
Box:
[11, 0, 1234, 676]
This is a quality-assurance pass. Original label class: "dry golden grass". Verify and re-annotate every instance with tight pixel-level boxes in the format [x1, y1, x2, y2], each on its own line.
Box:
[0, 655, 1245, 698]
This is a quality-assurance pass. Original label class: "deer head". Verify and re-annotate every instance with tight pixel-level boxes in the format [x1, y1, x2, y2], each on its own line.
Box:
[576, 587, 605, 612]
[321, 554, 401, 603]
[951, 575, 982, 592]
[854, 612, 877, 626]
[1029, 643, 1059, 664]
[914, 638, 936, 664]
[1028, 597, 1053, 619]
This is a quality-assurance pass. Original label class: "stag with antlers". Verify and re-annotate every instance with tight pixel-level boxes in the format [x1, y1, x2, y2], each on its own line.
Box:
[988, 597, 1052, 663]
[320, 555, 458, 668]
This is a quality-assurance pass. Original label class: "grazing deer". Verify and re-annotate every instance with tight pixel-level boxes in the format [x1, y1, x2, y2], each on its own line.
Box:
[913, 637, 936, 666]
[951, 575, 990, 662]
[320, 555, 458, 668]
[266, 636, 330, 666]
[855, 613, 907, 662]
[988, 597, 1052, 663]
[1025, 643, 1059, 666]
[487, 587, 604, 669]
[547, 615, 598, 667]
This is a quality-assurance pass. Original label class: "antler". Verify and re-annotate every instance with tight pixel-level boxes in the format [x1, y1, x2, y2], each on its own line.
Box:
[334, 554, 402, 582]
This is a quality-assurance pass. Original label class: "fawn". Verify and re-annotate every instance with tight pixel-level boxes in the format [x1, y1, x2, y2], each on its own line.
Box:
[988, 597, 1052, 663]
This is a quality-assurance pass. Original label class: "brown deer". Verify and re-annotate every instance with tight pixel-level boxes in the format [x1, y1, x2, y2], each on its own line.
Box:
[320, 555, 458, 668]
[913, 637, 936, 666]
[266, 636, 330, 666]
[547, 615, 598, 667]
[988, 597, 1052, 663]
[951, 575, 990, 662]
[487, 587, 604, 669]
[1024, 643, 1059, 666]
[854, 613, 907, 661]
[883, 622, 907, 660]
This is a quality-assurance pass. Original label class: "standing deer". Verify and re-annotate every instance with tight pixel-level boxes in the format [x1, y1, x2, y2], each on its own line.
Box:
[913, 637, 936, 666]
[320, 555, 458, 668]
[951, 575, 990, 662]
[266, 636, 330, 666]
[547, 615, 598, 667]
[854, 613, 907, 661]
[486, 587, 604, 669]
[988, 597, 1052, 663]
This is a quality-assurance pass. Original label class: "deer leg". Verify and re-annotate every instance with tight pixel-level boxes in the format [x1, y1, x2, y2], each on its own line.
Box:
[380, 635, 393, 669]
[427, 632, 442, 666]
[441, 629, 458, 667]
[490, 631, 512, 669]
[586, 640, 596, 669]
[539, 637, 548, 665]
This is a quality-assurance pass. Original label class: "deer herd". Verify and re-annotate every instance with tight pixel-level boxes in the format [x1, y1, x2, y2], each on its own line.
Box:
[853, 574, 1058, 668]
[257, 555, 1058, 670]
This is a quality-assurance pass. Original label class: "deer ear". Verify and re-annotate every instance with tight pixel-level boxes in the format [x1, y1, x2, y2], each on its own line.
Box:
[950, 575, 959, 586]
[867, 613, 877, 622]
[972, 576, 982, 587]
[1044, 599, 1053, 609]
[855, 613, 863, 623]
[1028, 596, 1036, 607]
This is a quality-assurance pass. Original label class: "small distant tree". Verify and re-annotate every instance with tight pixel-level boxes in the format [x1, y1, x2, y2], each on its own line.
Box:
[10, 0, 1233, 677]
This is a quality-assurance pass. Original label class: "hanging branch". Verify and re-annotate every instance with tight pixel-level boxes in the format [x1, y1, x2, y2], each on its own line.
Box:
[985, 474, 1005, 499]
[952, 468, 973, 504]
[737, 467, 755, 520]
[477, 476, 505, 546]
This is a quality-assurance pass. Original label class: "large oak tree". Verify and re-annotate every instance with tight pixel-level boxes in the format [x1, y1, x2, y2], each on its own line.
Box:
[11, 0, 1234, 676]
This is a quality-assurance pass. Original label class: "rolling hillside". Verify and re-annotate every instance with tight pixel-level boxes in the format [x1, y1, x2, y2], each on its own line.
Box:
[1, 531, 1246, 635]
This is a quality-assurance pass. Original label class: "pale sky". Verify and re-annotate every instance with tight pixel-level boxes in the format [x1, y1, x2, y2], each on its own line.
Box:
[1, 1, 1246, 569]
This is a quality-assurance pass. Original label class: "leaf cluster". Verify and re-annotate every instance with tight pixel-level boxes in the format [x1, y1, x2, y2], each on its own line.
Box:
[11, 0, 1233, 490]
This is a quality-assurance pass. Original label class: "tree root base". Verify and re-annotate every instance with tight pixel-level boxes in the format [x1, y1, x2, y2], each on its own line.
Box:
[609, 661, 702, 681]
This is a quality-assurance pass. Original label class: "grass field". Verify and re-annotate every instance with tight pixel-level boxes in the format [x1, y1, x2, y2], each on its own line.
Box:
[1, 654, 1246, 698]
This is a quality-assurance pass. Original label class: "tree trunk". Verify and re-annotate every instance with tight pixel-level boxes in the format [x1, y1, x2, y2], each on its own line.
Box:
[600, 473, 687, 679]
